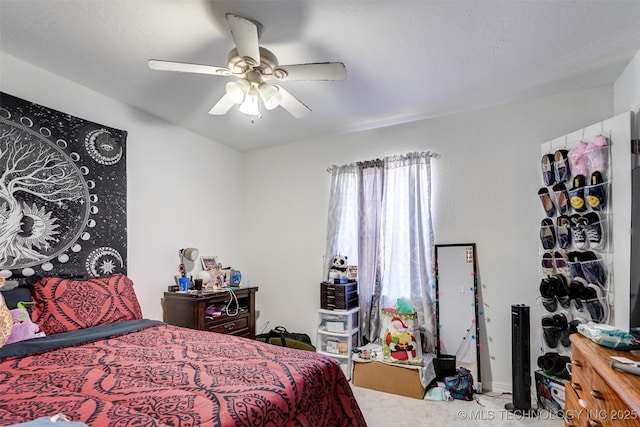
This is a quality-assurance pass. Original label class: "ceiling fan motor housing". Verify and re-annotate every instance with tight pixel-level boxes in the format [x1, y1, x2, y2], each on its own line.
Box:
[227, 47, 284, 81]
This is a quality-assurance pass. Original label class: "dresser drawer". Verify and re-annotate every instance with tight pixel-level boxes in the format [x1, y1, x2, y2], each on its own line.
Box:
[569, 346, 591, 402]
[589, 370, 639, 427]
[564, 383, 587, 427]
[208, 316, 249, 335]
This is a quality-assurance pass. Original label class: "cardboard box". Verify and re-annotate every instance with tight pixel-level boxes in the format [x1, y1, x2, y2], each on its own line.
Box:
[352, 360, 425, 399]
[535, 369, 568, 415]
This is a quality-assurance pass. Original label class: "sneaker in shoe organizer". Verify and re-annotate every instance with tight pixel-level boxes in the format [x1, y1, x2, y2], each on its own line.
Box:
[583, 211, 606, 250]
[569, 214, 588, 250]
[569, 213, 607, 250]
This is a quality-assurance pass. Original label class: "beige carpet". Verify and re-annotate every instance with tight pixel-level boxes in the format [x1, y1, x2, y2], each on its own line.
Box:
[350, 384, 564, 426]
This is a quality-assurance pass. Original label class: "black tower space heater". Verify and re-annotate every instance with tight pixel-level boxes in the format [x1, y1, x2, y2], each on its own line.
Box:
[505, 304, 537, 416]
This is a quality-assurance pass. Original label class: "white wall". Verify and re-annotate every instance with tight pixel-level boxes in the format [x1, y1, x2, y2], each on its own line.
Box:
[614, 48, 640, 114]
[0, 52, 245, 321]
[242, 85, 613, 391]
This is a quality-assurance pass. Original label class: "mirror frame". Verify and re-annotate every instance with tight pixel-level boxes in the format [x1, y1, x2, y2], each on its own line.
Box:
[435, 243, 481, 387]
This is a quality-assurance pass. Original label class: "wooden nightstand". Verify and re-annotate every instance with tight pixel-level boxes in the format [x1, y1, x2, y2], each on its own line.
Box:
[162, 286, 258, 339]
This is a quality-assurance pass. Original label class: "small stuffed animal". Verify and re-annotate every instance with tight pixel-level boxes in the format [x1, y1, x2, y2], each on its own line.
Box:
[0, 277, 12, 347]
[328, 254, 348, 280]
[6, 302, 43, 345]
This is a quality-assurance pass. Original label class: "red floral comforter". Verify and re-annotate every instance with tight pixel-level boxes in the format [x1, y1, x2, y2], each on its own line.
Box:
[0, 322, 366, 426]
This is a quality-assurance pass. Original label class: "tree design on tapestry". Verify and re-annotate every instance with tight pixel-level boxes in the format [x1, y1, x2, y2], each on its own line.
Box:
[0, 92, 127, 279]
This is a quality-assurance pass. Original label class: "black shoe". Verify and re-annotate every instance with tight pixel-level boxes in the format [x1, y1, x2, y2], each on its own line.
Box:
[554, 149, 570, 183]
[541, 153, 556, 186]
[540, 277, 558, 311]
[569, 174, 587, 212]
[586, 171, 606, 211]
[553, 309, 571, 329]
[553, 183, 570, 215]
[581, 251, 606, 287]
[539, 187, 556, 217]
[542, 315, 560, 348]
[568, 251, 585, 280]
[568, 278, 588, 311]
[552, 275, 571, 309]
[540, 218, 556, 250]
[584, 283, 608, 323]
[556, 215, 571, 249]
[537, 352, 559, 370]
[568, 315, 588, 334]
[581, 284, 606, 323]
[550, 354, 571, 379]
[558, 329, 571, 347]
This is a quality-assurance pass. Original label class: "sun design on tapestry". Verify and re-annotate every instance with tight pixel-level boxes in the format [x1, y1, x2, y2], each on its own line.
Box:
[0, 92, 127, 279]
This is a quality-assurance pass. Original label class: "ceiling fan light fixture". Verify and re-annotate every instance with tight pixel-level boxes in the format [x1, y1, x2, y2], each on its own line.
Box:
[259, 83, 283, 110]
[225, 79, 250, 104]
[238, 86, 261, 117]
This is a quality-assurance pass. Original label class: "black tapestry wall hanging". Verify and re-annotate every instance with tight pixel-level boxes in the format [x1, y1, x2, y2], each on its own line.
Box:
[0, 92, 127, 280]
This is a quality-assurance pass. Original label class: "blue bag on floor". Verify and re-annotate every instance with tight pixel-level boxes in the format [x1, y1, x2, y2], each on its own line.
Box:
[443, 367, 474, 401]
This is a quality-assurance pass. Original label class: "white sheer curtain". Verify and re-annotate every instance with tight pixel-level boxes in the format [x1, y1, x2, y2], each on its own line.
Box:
[379, 153, 435, 352]
[325, 152, 436, 352]
[324, 163, 360, 280]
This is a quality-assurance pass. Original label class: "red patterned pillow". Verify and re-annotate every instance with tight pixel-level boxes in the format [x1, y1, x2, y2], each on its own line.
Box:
[31, 274, 142, 335]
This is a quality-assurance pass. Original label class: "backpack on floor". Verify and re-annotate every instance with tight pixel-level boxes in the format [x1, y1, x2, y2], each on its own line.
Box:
[443, 367, 475, 401]
[256, 326, 316, 351]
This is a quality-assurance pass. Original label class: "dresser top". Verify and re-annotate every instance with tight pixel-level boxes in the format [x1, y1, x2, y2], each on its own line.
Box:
[571, 333, 640, 413]
[163, 286, 258, 299]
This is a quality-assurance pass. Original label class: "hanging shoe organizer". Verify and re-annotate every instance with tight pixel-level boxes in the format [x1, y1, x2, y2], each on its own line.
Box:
[537, 134, 612, 365]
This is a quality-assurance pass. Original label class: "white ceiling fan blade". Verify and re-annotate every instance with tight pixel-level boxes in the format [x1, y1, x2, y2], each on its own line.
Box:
[276, 86, 311, 118]
[226, 13, 261, 67]
[148, 59, 231, 76]
[208, 93, 236, 115]
[274, 62, 346, 81]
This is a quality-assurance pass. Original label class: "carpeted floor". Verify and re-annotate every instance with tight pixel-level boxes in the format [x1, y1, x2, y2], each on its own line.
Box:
[350, 384, 564, 426]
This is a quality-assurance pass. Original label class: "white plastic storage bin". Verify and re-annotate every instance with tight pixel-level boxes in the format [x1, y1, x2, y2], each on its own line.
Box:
[316, 307, 360, 380]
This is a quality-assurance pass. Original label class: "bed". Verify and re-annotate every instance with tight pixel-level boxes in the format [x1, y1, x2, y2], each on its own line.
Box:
[0, 275, 366, 426]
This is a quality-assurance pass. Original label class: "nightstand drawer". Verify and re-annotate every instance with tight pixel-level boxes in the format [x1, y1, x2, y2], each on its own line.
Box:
[208, 316, 249, 335]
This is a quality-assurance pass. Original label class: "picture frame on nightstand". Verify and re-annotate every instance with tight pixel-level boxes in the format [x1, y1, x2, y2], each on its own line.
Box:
[201, 256, 218, 270]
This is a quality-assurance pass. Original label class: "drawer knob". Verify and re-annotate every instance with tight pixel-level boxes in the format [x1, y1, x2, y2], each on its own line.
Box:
[572, 360, 583, 367]
[590, 390, 605, 400]
[224, 323, 235, 331]
[589, 420, 603, 427]
[571, 382, 582, 390]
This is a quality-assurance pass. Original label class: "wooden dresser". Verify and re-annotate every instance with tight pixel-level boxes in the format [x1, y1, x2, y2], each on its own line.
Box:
[565, 334, 640, 426]
[162, 287, 258, 339]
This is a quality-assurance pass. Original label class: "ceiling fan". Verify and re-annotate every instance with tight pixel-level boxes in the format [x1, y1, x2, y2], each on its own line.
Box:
[148, 13, 346, 120]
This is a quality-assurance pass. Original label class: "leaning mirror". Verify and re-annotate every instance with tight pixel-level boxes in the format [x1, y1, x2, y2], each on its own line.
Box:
[435, 243, 481, 391]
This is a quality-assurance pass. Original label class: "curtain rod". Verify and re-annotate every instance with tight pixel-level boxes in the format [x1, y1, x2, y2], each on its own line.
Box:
[326, 150, 440, 173]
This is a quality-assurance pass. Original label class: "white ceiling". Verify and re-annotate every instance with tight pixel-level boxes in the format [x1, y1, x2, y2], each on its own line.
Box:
[1, 0, 640, 152]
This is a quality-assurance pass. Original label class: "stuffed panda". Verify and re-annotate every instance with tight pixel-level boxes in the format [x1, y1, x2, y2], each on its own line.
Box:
[328, 254, 348, 280]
